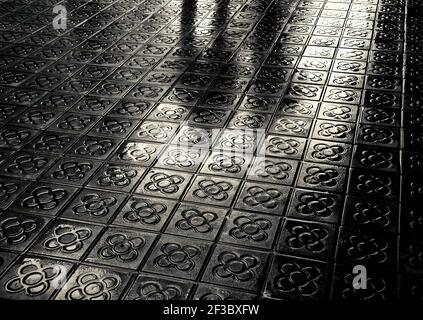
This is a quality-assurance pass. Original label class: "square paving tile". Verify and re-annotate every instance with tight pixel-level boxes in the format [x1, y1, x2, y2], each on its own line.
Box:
[86, 227, 157, 270]
[55, 265, 131, 300]
[184, 175, 241, 207]
[235, 181, 291, 215]
[0, 256, 74, 300]
[220, 210, 280, 250]
[143, 234, 212, 281]
[30, 219, 103, 260]
[165, 204, 228, 241]
[61, 188, 126, 224]
[124, 273, 194, 300]
[201, 244, 269, 291]
[264, 254, 330, 300]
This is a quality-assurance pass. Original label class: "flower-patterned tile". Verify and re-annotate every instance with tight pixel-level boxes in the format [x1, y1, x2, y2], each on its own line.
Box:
[220, 210, 280, 250]
[124, 273, 194, 300]
[264, 254, 329, 300]
[0, 177, 31, 210]
[10, 183, 78, 216]
[269, 115, 312, 138]
[356, 124, 400, 148]
[343, 196, 398, 233]
[330, 264, 397, 300]
[0, 256, 73, 300]
[0, 211, 49, 251]
[201, 244, 269, 292]
[23, 131, 78, 155]
[306, 139, 352, 167]
[109, 141, 164, 167]
[347, 169, 399, 201]
[88, 117, 140, 139]
[165, 204, 228, 241]
[247, 156, 299, 186]
[277, 99, 319, 119]
[30, 219, 102, 260]
[87, 163, 146, 193]
[112, 196, 177, 232]
[399, 236, 423, 276]
[171, 125, 217, 149]
[135, 169, 192, 200]
[143, 234, 212, 280]
[193, 283, 256, 300]
[235, 181, 291, 215]
[187, 108, 231, 128]
[317, 102, 359, 123]
[184, 175, 241, 207]
[155, 146, 208, 172]
[213, 129, 264, 155]
[0, 151, 54, 180]
[297, 162, 348, 193]
[0, 126, 39, 150]
[277, 219, 337, 261]
[287, 188, 343, 225]
[312, 119, 356, 143]
[60, 188, 126, 224]
[146, 103, 191, 123]
[200, 151, 253, 179]
[226, 111, 272, 131]
[238, 95, 279, 114]
[351, 145, 399, 173]
[55, 265, 130, 300]
[336, 227, 396, 268]
[40, 157, 102, 186]
[86, 227, 157, 270]
[66, 135, 121, 160]
[258, 135, 307, 160]
[130, 121, 179, 144]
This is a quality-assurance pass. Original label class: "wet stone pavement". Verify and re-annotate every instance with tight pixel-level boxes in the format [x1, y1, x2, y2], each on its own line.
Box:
[0, 0, 421, 301]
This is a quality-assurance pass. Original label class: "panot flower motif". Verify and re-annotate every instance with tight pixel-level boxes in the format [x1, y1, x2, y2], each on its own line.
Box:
[135, 282, 181, 300]
[163, 150, 200, 168]
[5, 259, 65, 296]
[229, 216, 272, 242]
[0, 181, 18, 203]
[254, 160, 291, 180]
[341, 273, 387, 300]
[275, 263, 320, 295]
[23, 187, 66, 210]
[243, 186, 281, 209]
[154, 243, 199, 271]
[97, 167, 137, 187]
[123, 198, 166, 225]
[66, 273, 120, 300]
[0, 217, 38, 245]
[213, 252, 259, 282]
[145, 173, 184, 194]
[286, 224, 328, 252]
[119, 143, 156, 162]
[193, 180, 232, 201]
[52, 161, 92, 181]
[209, 154, 245, 174]
[304, 167, 339, 187]
[99, 234, 145, 262]
[297, 193, 335, 217]
[175, 209, 217, 233]
[73, 194, 117, 217]
[44, 225, 92, 253]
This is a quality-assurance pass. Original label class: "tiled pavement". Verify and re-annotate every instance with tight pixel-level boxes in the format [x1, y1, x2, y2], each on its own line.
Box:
[0, 0, 421, 300]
